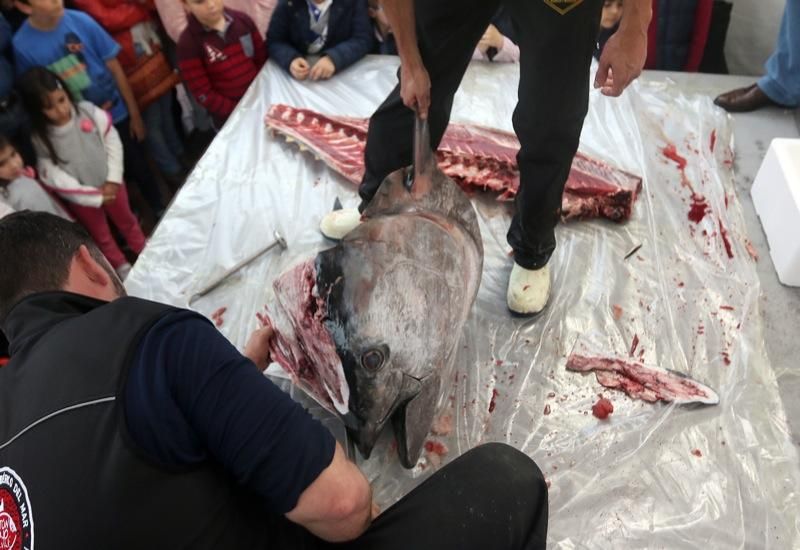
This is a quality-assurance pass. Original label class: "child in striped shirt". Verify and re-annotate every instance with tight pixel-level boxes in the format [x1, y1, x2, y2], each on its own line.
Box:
[177, 0, 267, 128]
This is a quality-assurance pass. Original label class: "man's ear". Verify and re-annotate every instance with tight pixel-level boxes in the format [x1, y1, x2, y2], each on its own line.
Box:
[14, 0, 32, 15]
[73, 245, 112, 287]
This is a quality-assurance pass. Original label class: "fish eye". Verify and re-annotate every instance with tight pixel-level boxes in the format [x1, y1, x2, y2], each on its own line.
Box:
[361, 348, 385, 372]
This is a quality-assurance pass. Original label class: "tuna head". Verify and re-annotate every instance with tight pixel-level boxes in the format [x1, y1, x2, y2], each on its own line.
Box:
[315, 216, 464, 467]
[268, 165, 482, 468]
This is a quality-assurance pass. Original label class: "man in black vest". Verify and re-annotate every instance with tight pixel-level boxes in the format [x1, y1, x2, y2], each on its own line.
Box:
[0, 211, 549, 549]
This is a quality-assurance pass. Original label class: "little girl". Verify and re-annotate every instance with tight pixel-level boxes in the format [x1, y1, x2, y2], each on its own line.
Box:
[18, 67, 147, 280]
[0, 133, 72, 220]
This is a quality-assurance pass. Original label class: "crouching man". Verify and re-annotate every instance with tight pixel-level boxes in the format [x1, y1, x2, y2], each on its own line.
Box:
[0, 211, 548, 549]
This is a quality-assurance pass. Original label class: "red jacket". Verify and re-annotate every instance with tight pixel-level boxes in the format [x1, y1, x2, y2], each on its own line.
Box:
[70, 0, 152, 68]
[177, 9, 267, 123]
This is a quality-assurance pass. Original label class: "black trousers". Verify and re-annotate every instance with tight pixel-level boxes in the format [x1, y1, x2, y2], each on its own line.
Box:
[270, 443, 549, 550]
[360, 0, 603, 269]
[115, 118, 165, 216]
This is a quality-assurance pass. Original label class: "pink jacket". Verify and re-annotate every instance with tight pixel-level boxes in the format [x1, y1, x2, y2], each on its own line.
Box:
[154, 0, 276, 43]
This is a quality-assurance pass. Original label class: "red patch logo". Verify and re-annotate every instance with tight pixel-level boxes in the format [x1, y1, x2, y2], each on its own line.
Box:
[0, 468, 33, 550]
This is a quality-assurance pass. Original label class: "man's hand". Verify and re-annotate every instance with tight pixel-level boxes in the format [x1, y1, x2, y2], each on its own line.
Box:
[290, 57, 310, 80]
[129, 112, 147, 141]
[101, 182, 119, 204]
[310, 56, 336, 81]
[477, 24, 504, 54]
[400, 62, 431, 119]
[594, 11, 649, 96]
[244, 324, 275, 371]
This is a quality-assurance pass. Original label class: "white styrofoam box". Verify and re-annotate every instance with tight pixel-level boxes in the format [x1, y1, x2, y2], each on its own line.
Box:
[751, 138, 800, 287]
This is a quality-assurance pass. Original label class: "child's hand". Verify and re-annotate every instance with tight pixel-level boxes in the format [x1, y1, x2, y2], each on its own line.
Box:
[290, 57, 310, 80]
[310, 56, 336, 81]
[244, 324, 276, 371]
[101, 182, 119, 204]
[130, 113, 147, 142]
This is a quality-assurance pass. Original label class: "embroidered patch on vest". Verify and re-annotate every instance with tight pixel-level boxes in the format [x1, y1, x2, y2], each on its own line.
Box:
[0, 467, 33, 550]
[544, 0, 584, 15]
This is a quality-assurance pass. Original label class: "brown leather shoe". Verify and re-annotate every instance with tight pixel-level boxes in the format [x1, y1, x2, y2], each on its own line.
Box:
[714, 83, 792, 113]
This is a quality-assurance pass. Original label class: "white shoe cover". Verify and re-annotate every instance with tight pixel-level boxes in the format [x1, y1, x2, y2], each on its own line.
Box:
[507, 262, 551, 315]
[320, 208, 362, 240]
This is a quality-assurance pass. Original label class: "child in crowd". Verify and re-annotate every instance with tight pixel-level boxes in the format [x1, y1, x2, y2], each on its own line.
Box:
[367, 0, 395, 55]
[595, 0, 623, 59]
[177, 0, 267, 128]
[267, 0, 372, 81]
[472, 8, 518, 63]
[18, 67, 146, 280]
[0, 13, 36, 166]
[12, 0, 166, 217]
[155, 0, 275, 43]
[0, 134, 71, 219]
[71, 0, 188, 189]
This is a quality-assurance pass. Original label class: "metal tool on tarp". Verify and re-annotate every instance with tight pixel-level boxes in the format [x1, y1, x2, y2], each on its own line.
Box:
[188, 230, 288, 305]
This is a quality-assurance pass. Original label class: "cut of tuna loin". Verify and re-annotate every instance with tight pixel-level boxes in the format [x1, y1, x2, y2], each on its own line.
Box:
[265, 104, 643, 222]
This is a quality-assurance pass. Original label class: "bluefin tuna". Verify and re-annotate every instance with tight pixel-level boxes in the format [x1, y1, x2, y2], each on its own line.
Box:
[267, 120, 483, 467]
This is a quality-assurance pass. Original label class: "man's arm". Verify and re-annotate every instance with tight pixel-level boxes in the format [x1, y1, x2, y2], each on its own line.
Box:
[285, 443, 373, 541]
[106, 57, 147, 140]
[593, 0, 651, 97]
[381, 0, 430, 118]
[125, 313, 373, 541]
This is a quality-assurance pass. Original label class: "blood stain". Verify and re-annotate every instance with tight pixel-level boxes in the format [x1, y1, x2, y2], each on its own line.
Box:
[718, 218, 734, 258]
[710, 130, 717, 153]
[543, 404, 551, 415]
[488, 389, 499, 413]
[688, 194, 709, 223]
[629, 334, 639, 357]
[691, 449, 703, 458]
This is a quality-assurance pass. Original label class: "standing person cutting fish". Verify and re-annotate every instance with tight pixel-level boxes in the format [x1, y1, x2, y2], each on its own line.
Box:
[320, 0, 651, 316]
[0, 211, 549, 548]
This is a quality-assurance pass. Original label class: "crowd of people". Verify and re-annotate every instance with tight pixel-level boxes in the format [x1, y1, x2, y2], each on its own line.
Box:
[0, 0, 537, 281]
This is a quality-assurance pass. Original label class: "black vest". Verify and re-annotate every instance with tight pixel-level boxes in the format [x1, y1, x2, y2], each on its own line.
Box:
[0, 292, 269, 549]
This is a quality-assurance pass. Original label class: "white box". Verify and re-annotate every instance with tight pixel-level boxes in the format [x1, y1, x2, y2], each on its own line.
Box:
[751, 138, 800, 287]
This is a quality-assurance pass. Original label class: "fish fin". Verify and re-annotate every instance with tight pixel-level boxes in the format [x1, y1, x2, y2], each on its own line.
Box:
[332, 197, 343, 211]
[392, 374, 440, 468]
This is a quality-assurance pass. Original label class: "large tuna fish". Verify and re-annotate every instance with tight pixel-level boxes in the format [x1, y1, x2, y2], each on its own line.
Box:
[267, 120, 483, 468]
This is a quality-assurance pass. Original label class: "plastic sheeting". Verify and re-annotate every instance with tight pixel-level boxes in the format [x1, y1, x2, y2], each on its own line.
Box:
[126, 57, 800, 548]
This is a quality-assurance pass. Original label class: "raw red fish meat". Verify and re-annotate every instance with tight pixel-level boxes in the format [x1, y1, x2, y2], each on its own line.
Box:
[566, 354, 719, 405]
[592, 397, 614, 419]
[265, 104, 642, 222]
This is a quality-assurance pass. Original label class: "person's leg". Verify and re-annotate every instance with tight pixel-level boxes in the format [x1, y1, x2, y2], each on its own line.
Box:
[359, 0, 502, 207]
[115, 117, 166, 216]
[505, 0, 604, 270]
[159, 92, 186, 160]
[143, 95, 183, 177]
[334, 443, 548, 550]
[103, 183, 147, 254]
[758, 0, 800, 107]
[68, 202, 128, 268]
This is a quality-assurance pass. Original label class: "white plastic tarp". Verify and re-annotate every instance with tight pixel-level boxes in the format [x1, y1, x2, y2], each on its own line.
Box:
[126, 57, 800, 548]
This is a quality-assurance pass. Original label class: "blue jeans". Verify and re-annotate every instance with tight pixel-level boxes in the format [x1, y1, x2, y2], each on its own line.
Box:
[143, 93, 185, 177]
[758, 0, 800, 107]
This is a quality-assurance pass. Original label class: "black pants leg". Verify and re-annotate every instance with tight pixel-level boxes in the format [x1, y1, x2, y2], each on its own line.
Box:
[359, 0, 501, 208]
[114, 118, 165, 215]
[267, 443, 549, 550]
[340, 443, 549, 550]
[504, 0, 603, 269]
